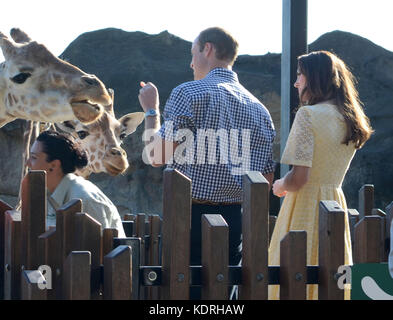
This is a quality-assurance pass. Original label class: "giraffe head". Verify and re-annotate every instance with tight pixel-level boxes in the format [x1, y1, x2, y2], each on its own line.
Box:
[0, 28, 111, 127]
[57, 89, 145, 178]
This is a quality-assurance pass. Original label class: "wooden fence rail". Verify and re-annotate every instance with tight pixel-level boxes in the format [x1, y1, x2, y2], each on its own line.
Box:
[0, 169, 391, 300]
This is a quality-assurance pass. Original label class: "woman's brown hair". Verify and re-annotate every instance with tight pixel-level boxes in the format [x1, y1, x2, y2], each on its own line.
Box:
[297, 50, 373, 149]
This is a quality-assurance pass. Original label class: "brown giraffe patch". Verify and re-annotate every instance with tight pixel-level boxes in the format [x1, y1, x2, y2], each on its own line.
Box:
[12, 110, 24, 117]
[90, 154, 95, 162]
[52, 73, 63, 85]
[98, 151, 104, 158]
[7, 93, 13, 106]
[30, 97, 38, 106]
[48, 97, 59, 105]
[41, 106, 56, 117]
[90, 146, 96, 153]
[30, 111, 40, 118]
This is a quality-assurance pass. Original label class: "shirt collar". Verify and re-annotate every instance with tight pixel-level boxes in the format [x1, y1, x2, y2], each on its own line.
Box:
[206, 68, 238, 82]
[50, 173, 75, 206]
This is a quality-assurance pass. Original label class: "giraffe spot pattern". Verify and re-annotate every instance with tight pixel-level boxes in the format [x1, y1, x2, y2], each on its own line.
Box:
[8, 93, 13, 106]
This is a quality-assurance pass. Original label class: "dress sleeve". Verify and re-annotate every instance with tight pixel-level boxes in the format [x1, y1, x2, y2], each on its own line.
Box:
[281, 107, 314, 167]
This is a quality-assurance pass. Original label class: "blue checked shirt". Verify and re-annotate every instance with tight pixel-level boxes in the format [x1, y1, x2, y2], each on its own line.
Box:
[157, 68, 276, 203]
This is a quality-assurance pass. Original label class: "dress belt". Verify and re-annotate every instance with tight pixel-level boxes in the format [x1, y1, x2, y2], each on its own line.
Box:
[192, 198, 241, 206]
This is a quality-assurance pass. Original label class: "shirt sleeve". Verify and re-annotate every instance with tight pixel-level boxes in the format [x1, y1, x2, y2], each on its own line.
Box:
[281, 107, 314, 167]
[157, 86, 195, 143]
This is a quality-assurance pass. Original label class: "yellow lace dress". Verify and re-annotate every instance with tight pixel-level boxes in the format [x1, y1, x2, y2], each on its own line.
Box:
[268, 102, 355, 300]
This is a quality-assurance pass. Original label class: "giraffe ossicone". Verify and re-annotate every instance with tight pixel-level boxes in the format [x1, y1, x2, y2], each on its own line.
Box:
[0, 28, 112, 128]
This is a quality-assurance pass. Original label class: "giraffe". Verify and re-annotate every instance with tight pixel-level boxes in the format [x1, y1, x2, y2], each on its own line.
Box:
[0, 28, 112, 128]
[0, 27, 111, 210]
[56, 89, 145, 178]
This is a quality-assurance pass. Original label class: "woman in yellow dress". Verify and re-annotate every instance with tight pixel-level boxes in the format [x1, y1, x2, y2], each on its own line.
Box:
[268, 51, 373, 300]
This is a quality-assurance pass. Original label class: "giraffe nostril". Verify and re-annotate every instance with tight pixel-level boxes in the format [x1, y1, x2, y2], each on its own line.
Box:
[82, 76, 99, 86]
[110, 148, 122, 156]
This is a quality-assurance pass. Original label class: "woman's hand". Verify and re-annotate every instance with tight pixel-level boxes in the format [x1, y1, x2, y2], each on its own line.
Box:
[273, 178, 288, 197]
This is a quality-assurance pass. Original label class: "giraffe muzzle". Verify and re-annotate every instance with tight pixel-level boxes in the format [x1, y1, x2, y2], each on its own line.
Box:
[103, 147, 129, 175]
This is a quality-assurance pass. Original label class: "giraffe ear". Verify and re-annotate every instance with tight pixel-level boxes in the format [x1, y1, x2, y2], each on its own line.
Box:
[0, 33, 17, 60]
[119, 112, 145, 135]
[10, 28, 32, 44]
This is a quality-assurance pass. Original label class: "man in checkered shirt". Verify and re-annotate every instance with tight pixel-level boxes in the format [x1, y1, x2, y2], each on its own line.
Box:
[139, 27, 275, 299]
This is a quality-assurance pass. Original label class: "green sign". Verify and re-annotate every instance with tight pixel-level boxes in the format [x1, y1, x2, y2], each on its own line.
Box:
[351, 263, 393, 300]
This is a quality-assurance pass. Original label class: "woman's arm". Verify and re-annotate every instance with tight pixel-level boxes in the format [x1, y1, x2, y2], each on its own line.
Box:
[272, 165, 310, 197]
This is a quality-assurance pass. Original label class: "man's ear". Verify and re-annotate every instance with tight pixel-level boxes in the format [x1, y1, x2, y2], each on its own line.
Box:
[119, 112, 145, 135]
[203, 42, 213, 57]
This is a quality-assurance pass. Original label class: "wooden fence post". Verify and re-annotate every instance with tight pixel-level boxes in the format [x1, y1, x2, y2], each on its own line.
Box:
[55, 199, 82, 299]
[63, 251, 91, 300]
[201, 214, 229, 300]
[240, 172, 269, 300]
[354, 216, 383, 263]
[102, 228, 118, 262]
[348, 209, 360, 251]
[114, 238, 141, 300]
[73, 213, 102, 298]
[318, 201, 345, 300]
[4, 210, 22, 300]
[386, 202, 393, 259]
[135, 213, 146, 299]
[280, 231, 307, 300]
[385, 202, 393, 240]
[123, 214, 136, 236]
[38, 228, 59, 300]
[372, 209, 388, 262]
[0, 200, 13, 299]
[104, 245, 133, 300]
[21, 170, 46, 271]
[358, 184, 374, 220]
[269, 215, 277, 244]
[147, 214, 162, 299]
[161, 168, 191, 300]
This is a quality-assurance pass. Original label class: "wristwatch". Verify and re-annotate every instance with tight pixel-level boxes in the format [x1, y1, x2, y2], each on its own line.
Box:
[145, 109, 159, 118]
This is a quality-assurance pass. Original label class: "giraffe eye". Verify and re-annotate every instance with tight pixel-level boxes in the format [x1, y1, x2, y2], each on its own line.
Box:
[77, 131, 89, 140]
[11, 72, 32, 84]
[119, 133, 127, 141]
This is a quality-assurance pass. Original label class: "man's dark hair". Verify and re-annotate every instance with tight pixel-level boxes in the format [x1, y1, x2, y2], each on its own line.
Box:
[198, 27, 239, 65]
[37, 130, 88, 174]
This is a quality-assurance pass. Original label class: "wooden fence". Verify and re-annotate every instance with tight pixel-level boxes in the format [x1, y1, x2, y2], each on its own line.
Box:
[0, 169, 391, 300]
